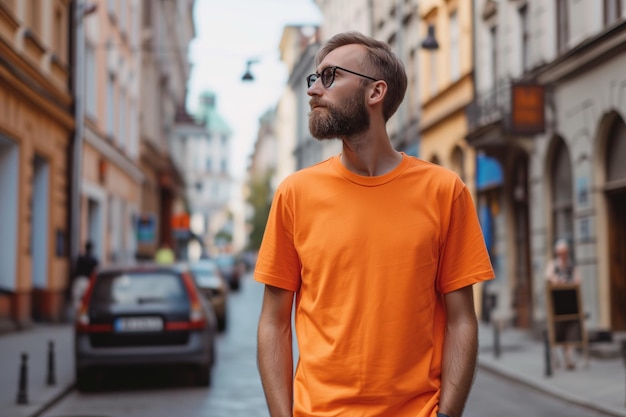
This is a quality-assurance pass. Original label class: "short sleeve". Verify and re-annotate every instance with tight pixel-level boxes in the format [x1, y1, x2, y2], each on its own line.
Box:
[436, 185, 495, 293]
[254, 185, 302, 292]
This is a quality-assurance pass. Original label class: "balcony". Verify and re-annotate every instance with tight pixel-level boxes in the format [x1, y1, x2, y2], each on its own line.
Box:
[467, 78, 545, 140]
[467, 79, 512, 135]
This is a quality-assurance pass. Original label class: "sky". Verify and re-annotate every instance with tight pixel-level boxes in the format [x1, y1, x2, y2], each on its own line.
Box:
[187, 0, 322, 180]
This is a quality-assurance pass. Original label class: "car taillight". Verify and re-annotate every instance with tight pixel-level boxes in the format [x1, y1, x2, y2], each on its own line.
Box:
[182, 272, 207, 330]
[75, 274, 112, 333]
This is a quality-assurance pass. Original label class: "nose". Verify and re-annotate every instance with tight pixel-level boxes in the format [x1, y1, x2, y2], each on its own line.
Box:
[307, 78, 321, 96]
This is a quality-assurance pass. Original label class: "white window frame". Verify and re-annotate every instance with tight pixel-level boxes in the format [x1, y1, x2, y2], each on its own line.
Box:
[449, 10, 460, 82]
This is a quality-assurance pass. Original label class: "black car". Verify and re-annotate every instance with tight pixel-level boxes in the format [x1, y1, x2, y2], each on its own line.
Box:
[74, 263, 217, 391]
[214, 253, 242, 291]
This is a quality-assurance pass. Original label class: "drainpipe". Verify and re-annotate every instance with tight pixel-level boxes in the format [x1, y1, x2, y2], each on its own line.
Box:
[70, 1, 96, 275]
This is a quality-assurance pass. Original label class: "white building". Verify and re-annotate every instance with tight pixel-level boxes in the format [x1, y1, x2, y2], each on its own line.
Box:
[468, 0, 626, 335]
[174, 92, 235, 257]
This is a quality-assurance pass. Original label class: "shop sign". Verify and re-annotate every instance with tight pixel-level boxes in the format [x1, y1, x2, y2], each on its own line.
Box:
[510, 83, 545, 135]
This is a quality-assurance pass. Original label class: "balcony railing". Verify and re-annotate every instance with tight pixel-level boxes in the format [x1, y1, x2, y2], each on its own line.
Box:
[467, 79, 513, 134]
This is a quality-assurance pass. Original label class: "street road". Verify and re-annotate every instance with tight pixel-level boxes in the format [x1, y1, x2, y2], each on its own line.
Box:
[42, 274, 609, 417]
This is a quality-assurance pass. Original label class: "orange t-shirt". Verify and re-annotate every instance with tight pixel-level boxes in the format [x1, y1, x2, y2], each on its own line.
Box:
[255, 153, 494, 417]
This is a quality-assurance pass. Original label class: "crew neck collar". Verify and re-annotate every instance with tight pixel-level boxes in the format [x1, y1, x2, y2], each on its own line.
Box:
[331, 152, 410, 186]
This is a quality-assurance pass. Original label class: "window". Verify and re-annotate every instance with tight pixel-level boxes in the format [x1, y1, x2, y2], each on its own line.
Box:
[221, 159, 228, 174]
[449, 11, 460, 82]
[519, 5, 530, 71]
[606, 117, 626, 183]
[490, 26, 498, 89]
[429, 52, 437, 95]
[119, 0, 127, 35]
[604, 0, 622, 25]
[551, 139, 574, 244]
[206, 158, 213, 172]
[27, 0, 40, 36]
[106, 75, 115, 137]
[557, 0, 570, 53]
[85, 43, 97, 118]
[107, 0, 115, 17]
[53, 5, 66, 58]
[118, 90, 126, 148]
[129, 102, 138, 158]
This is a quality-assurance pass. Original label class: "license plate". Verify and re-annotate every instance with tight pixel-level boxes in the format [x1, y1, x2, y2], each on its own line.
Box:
[114, 317, 163, 332]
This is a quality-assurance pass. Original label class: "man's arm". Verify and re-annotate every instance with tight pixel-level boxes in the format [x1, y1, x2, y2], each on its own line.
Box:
[438, 285, 479, 417]
[257, 284, 295, 417]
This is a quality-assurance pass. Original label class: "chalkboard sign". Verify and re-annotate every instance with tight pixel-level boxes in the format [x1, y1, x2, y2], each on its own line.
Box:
[545, 283, 588, 353]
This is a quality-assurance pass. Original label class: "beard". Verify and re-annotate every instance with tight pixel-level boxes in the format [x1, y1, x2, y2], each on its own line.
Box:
[308, 90, 370, 140]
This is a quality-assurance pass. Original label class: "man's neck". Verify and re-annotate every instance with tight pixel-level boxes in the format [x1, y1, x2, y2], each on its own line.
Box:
[340, 132, 401, 176]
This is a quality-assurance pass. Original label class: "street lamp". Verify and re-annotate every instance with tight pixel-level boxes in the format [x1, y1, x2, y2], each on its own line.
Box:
[421, 24, 439, 50]
[241, 59, 259, 82]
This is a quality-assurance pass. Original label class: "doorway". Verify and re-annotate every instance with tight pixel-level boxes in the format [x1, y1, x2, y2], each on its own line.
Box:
[608, 190, 626, 330]
[31, 155, 50, 290]
[0, 136, 19, 292]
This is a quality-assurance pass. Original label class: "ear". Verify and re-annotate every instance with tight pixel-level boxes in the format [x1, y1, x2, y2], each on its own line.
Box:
[366, 80, 387, 106]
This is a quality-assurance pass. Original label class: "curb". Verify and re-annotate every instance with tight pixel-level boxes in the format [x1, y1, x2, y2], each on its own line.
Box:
[477, 360, 626, 417]
[30, 382, 75, 417]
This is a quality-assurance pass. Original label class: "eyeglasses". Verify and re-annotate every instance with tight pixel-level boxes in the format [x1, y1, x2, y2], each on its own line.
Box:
[306, 66, 379, 89]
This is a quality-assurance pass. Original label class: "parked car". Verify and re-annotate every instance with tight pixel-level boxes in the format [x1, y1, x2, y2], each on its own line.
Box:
[189, 259, 228, 331]
[74, 263, 217, 391]
[214, 253, 242, 291]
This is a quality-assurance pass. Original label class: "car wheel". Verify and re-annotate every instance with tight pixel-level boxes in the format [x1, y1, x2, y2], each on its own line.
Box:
[76, 368, 97, 392]
[195, 363, 212, 387]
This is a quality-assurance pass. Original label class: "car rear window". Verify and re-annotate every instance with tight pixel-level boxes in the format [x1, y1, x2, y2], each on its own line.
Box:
[91, 271, 188, 306]
[191, 263, 222, 288]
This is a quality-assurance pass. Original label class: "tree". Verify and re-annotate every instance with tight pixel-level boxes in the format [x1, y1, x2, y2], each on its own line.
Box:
[246, 171, 273, 250]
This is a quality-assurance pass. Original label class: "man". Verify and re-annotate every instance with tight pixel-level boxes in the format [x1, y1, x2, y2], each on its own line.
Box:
[255, 31, 494, 417]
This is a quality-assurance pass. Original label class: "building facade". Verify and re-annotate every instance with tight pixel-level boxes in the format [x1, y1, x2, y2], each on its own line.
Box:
[0, 0, 74, 329]
[468, 0, 626, 334]
[79, 0, 143, 270]
[173, 92, 234, 257]
[416, 0, 483, 314]
[136, 0, 195, 260]
[279, 25, 335, 173]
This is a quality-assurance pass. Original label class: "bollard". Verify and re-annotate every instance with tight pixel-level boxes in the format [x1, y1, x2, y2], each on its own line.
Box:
[621, 340, 626, 407]
[16, 352, 28, 405]
[544, 328, 552, 378]
[47, 340, 56, 386]
[493, 321, 501, 359]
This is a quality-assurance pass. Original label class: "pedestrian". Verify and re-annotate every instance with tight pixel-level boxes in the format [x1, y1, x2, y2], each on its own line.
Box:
[72, 241, 98, 309]
[544, 237, 581, 370]
[155, 241, 175, 265]
[255, 31, 495, 417]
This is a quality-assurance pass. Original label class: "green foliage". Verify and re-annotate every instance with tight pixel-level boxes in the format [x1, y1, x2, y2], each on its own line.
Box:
[214, 229, 232, 244]
[246, 171, 273, 250]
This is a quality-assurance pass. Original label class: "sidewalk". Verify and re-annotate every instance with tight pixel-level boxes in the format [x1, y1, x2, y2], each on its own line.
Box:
[477, 322, 626, 417]
[0, 324, 74, 417]
[0, 322, 624, 417]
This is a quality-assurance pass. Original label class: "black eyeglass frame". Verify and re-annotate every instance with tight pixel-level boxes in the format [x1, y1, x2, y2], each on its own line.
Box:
[306, 66, 380, 89]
